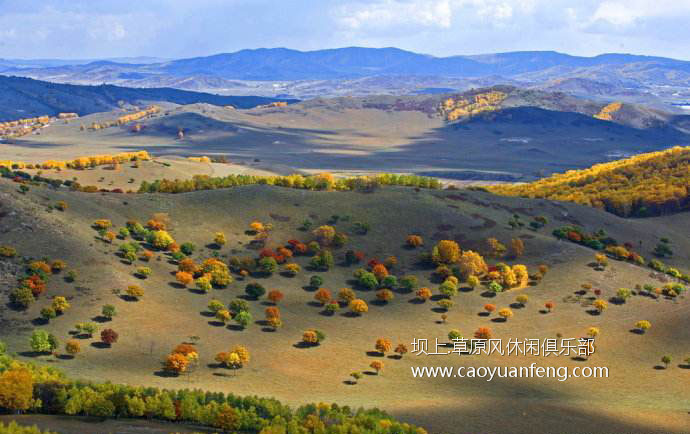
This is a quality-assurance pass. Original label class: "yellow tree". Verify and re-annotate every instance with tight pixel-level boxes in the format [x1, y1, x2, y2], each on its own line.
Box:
[432, 240, 461, 264]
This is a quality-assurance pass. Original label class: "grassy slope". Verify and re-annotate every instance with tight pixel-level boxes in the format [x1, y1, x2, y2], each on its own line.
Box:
[0, 180, 688, 434]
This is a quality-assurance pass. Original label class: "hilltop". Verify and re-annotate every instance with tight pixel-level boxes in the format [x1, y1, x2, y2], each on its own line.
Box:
[488, 146, 690, 217]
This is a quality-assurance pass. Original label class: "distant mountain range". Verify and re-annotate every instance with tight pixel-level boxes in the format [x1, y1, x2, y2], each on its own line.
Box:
[3, 47, 689, 108]
[0, 76, 295, 121]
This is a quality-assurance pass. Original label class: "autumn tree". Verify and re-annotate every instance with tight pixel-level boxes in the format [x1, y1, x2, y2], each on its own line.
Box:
[416, 287, 432, 302]
[101, 304, 116, 320]
[370, 361, 383, 375]
[214, 232, 226, 248]
[313, 225, 336, 245]
[65, 339, 81, 356]
[349, 299, 368, 315]
[544, 301, 554, 313]
[234, 311, 253, 329]
[375, 338, 392, 355]
[314, 288, 332, 305]
[376, 289, 394, 303]
[593, 299, 608, 314]
[100, 329, 118, 346]
[484, 303, 496, 315]
[338, 288, 356, 304]
[0, 367, 34, 412]
[432, 240, 461, 264]
[267, 290, 284, 305]
[515, 294, 528, 307]
[176, 271, 193, 287]
[498, 308, 513, 321]
[126, 285, 144, 300]
[486, 238, 506, 258]
[406, 235, 424, 248]
[458, 250, 488, 278]
[510, 238, 525, 258]
[394, 344, 408, 359]
[302, 329, 325, 346]
[165, 353, 190, 374]
[635, 320, 651, 334]
[474, 327, 493, 340]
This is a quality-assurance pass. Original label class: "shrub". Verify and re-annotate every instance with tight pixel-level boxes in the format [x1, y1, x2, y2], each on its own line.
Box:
[400, 275, 418, 291]
[437, 299, 454, 310]
[395, 344, 408, 358]
[587, 327, 600, 338]
[448, 329, 462, 340]
[234, 311, 253, 328]
[195, 275, 212, 293]
[149, 230, 174, 250]
[228, 299, 250, 315]
[498, 308, 513, 321]
[40, 307, 56, 321]
[416, 287, 432, 301]
[126, 285, 144, 299]
[635, 320, 651, 333]
[65, 339, 81, 356]
[302, 329, 325, 345]
[358, 271, 379, 290]
[282, 263, 301, 276]
[376, 289, 394, 303]
[215, 309, 231, 324]
[439, 280, 458, 298]
[516, 294, 529, 306]
[338, 288, 356, 304]
[258, 256, 278, 274]
[432, 240, 461, 264]
[93, 219, 112, 230]
[380, 275, 398, 289]
[313, 225, 336, 245]
[458, 251, 488, 278]
[370, 361, 383, 374]
[264, 306, 281, 319]
[325, 301, 340, 314]
[314, 288, 332, 305]
[165, 353, 190, 374]
[75, 322, 97, 337]
[488, 281, 503, 293]
[616, 288, 632, 303]
[375, 338, 392, 354]
[180, 242, 195, 256]
[267, 290, 284, 305]
[10, 287, 35, 309]
[178, 258, 199, 274]
[309, 275, 324, 288]
[544, 301, 554, 312]
[474, 327, 493, 339]
[406, 235, 424, 248]
[50, 260, 66, 273]
[245, 282, 266, 299]
[467, 275, 480, 289]
[214, 232, 226, 247]
[51, 296, 70, 314]
[175, 271, 194, 287]
[100, 329, 118, 345]
[349, 299, 368, 315]
[30, 330, 54, 353]
[661, 355, 671, 369]
[310, 250, 334, 270]
[135, 266, 152, 278]
[484, 303, 496, 314]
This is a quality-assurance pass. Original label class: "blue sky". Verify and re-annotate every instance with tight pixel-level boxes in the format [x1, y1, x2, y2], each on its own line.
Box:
[1, 0, 689, 60]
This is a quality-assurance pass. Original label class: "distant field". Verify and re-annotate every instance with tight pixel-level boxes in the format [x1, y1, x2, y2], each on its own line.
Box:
[0, 180, 688, 434]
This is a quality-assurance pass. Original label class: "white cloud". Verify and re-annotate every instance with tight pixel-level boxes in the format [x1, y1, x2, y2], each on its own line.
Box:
[336, 0, 454, 30]
[590, 0, 690, 27]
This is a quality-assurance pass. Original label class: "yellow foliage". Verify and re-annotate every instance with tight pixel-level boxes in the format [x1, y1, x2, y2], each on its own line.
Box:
[440, 91, 506, 121]
[593, 102, 622, 121]
[488, 146, 690, 217]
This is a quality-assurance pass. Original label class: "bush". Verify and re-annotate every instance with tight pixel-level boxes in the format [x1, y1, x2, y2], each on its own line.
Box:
[149, 230, 175, 250]
[498, 308, 513, 320]
[309, 275, 323, 288]
[195, 275, 212, 293]
[214, 232, 226, 247]
[380, 275, 398, 289]
[0, 246, 17, 258]
[437, 299, 454, 311]
[50, 260, 66, 273]
[338, 288, 356, 304]
[325, 301, 340, 314]
[100, 329, 118, 345]
[302, 329, 325, 346]
[245, 282, 266, 299]
[376, 289, 394, 303]
[358, 272, 378, 290]
[448, 329, 462, 341]
[101, 304, 116, 320]
[65, 339, 81, 356]
[234, 311, 252, 328]
[406, 235, 424, 248]
[180, 242, 196, 256]
[635, 320, 651, 333]
[135, 266, 152, 278]
[125, 285, 144, 299]
[432, 240, 461, 264]
[40, 307, 56, 321]
[258, 256, 278, 274]
[208, 299, 225, 313]
[267, 290, 284, 304]
[309, 250, 334, 270]
[282, 263, 301, 276]
[75, 322, 97, 337]
[314, 288, 332, 305]
[349, 299, 368, 315]
[175, 271, 194, 287]
[416, 287, 432, 301]
[228, 299, 250, 315]
[51, 296, 70, 314]
[439, 280, 458, 298]
[10, 287, 35, 309]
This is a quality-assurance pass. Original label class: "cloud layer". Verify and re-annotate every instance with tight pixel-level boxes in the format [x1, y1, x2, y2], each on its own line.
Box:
[0, 0, 688, 60]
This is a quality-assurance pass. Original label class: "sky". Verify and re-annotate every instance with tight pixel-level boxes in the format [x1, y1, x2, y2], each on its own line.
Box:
[1, 0, 689, 60]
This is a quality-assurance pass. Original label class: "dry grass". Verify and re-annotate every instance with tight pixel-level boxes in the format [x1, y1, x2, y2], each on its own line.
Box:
[0, 180, 688, 434]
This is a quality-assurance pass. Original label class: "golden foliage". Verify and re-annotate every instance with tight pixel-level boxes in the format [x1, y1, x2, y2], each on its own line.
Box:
[593, 102, 622, 121]
[488, 146, 690, 217]
[440, 91, 506, 121]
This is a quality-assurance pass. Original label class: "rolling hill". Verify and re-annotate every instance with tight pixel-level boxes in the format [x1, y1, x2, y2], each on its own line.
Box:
[0, 76, 296, 121]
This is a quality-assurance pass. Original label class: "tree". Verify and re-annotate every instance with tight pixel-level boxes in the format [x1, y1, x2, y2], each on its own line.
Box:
[313, 225, 336, 245]
[258, 257, 278, 275]
[437, 299, 454, 311]
[371, 264, 389, 281]
[488, 281, 503, 293]
[448, 329, 462, 340]
[587, 327, 600, 338]
[126, 285, 144, 300]
[309, 275, 324, 288]
[214, 404, 239, 432]
[165, 353, 190, 374]
[310, 250, 334, 271]
[29, 330, 52, 353]
[267, 290, 284, 304]
[76, 322, 97, 337]
[474, 327, 493, 340]
[439, 280, 458, 298]
[544, 301, 554, 313]
[635, 320, 651, 333]
[234, 311, 252, 329]
[282, 263, 301, 277]
[314, 288, 332, 305]
[486, 238, 506, 258]
[416, 287, 432, 302]
[302, 329, 325, 346]
[65, 339, 81, 356]
[593, 299, 608, 313]
[40, 307, 56, 322]
[498, 308, 513, 321]
[375, 338, 392, 355]
[101, 304, 116, 320]
[265, 306, 280, 320]
[370, 361, 383, 375]
[399, 275, 418, 292]
[215, 309, 231, 324]
[195, 276, 212, 293]
[350, 371, 362, 384]
[229, 299, 250, 315]
[484, 303, 496, 314]
[358, 272, 378, 290]
[51, 296, 70, 314]
[406, 235, 424, 248]
[100, 329, 118, 346]
[10, 287, 35, 309]
[245, 282, 266, 299]
[349, 299, 368, 315]
[661, 355, 671, 369]
[432, 240, 461, 264]
[180, 242, 195, 256]
[515, 294, 528, 306]
[466, 275, 480, 290]
[510, 238, 525, 258]
[0, 367, 34, 412]
[174, 271, 193, 287]
[594, 253, 608, 268]
[214, 232, 226, 248]
[337, 288, 356, 305]
[458, 251, 488, 278]
[394, 344, 408, 358]
[376, 289, 394, 303]
[616, 288, 632, 303]
[149, 230, 175, 250]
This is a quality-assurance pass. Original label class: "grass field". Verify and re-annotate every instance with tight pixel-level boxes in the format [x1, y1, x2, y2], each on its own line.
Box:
[0, 180, 688, 433]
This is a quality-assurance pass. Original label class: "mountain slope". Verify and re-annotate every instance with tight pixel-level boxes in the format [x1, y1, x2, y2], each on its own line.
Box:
[0, 76, 296, 121]
[488, 146, 690, 217]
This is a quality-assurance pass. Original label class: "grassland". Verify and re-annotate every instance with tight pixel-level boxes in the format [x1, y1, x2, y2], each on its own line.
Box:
[0, 178, 688, 433]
